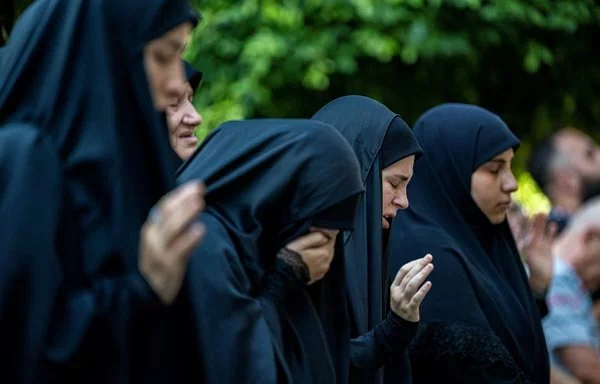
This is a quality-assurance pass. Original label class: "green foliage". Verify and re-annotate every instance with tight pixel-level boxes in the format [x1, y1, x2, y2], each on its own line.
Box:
[185, 0, 600, 206]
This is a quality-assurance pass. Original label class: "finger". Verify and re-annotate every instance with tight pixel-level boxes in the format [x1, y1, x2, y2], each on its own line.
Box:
[168, 222, 205, 264]
[157, 182, 204, 223]
[530, 213, 547, 239]
[546, 221, 558, 241]
[392, 260, 419, 287]
[399, 255, 433, 292]
[160, 194, 205, 247]
[408, 281, 432, 309]
[286, 231, 329, 252]
[392, 254, 432, 287]
[403, 263, 434, 298]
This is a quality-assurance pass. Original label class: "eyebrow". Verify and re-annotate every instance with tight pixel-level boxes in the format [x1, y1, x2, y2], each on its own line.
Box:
[488, 159, 506, 164]
[388, 174, 411, 182]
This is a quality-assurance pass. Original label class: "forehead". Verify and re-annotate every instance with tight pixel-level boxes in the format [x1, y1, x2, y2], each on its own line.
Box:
[555, 129, 594, 154]
[488, 148, 514, 162]
[383, 155, 415, 175]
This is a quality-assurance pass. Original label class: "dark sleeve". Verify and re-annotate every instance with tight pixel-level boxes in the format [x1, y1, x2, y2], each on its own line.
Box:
[350, 311, 419, 372]
[45, 268, 163, 368]
[403, 245, 532, 383]
[0, 128, 64, 383]
[183, 217, 289, 384]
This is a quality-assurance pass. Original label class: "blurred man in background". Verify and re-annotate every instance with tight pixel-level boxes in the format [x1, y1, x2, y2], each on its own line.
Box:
[528, 127, 600, 235]
[543, 197, 600, 384]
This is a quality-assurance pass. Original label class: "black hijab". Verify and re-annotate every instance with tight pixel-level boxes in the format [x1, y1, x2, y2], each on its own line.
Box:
[0, 0, 198, 381]
[390, 104, 549, 383]
[184, 61, 203, 92]
[312, 96, 422, 384]
[312, 95, 422, 337]
[176, 119, 364, 383]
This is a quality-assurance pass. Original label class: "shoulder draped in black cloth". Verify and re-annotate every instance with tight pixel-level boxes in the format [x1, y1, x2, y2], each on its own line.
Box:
[0, 0, 198, 383]
[311, 95, 423, 384]
[175, 118, 364, 384]
[388, 104, 549, 384]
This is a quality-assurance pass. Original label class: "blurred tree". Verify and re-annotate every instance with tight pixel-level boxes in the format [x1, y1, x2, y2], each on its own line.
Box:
[185, 0, 599, 212]
[5, 1, 599, 213]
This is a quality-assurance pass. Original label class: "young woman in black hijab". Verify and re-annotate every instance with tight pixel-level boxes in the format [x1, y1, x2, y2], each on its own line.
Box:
[389, 104, 550, 383]
[0, 0, 205, 382]
[312, 95, 433, 384]
[175, 118, 364, 384]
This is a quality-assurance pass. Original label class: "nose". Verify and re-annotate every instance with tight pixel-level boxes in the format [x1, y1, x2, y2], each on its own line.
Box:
[503, 170, 518, 193]
[182, 101, 202, 127]
[393, 190, 409, 210]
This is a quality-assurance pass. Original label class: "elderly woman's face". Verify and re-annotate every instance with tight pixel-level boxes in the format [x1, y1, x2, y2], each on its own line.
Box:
[167, 81, 202, 160]
[143, 22, 192, 111]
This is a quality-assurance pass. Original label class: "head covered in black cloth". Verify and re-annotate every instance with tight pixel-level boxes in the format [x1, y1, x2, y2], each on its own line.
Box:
[312, 95, 422, 384]
[176, 118, 364, 384]
[0, 0, 198, 381]
[184, 61, 203, 92]
[312, 95, 422, 335]
[389, 104, 549, 383]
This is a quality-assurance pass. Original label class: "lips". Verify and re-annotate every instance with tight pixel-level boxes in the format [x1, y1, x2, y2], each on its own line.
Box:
[178, 130, 198, 146]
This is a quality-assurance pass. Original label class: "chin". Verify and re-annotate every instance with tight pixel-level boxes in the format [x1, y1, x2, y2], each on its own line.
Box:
[489, 213, 507, 225]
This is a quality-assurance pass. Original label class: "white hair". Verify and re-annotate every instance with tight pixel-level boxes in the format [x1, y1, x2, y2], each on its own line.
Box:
[566, 196, 600, 233]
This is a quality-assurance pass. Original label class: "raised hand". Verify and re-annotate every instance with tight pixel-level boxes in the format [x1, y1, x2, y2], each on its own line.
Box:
[390, 254, 434, 322]
[522, 213, 557, 295]
[139, 181, 205, 305]
[283, 228, 339, 284]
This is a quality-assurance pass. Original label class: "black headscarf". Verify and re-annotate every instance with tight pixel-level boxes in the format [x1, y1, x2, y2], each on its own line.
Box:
[184, 61, 203, 92]
[0, 0, 198, 382]
[390, 104, 549, 383]
[312, 95, 422, 338]
[175, 119, 364, 383]
[312, 96, 422, 384]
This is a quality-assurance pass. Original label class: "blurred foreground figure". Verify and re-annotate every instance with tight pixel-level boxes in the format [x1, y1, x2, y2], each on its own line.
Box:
[0, 0, 205, 382]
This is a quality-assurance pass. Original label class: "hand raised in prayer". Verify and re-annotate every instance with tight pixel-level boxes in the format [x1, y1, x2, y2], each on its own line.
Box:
[390, 254, 433, 322]
[522, 213, 556, 295]
[283, 228, 339, 285]
[139, 181, 205, 305]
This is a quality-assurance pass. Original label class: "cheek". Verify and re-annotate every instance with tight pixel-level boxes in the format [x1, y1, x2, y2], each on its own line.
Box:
[471, 177, 494, 210]
[166, 111, 180, 132]
[382, 184, 394, 204]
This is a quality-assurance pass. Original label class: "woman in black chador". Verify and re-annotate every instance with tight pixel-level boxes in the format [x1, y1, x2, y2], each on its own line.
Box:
[0, 0, 205, 382]
[312, 95, 434, 384]
[175, 118, 364, 383]
[388, 104, 550, 383]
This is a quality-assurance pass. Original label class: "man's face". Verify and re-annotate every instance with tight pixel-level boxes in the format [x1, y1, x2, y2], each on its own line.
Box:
[555, 128, 600, 201]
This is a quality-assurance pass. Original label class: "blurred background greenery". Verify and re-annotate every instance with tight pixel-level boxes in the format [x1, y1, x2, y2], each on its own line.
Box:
[3, 0, 599, 214]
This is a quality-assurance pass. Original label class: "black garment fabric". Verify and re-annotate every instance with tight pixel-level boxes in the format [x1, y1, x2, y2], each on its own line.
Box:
[184, 60, 203, 91]
[389, 104, 550, 384]
[0, 0, 198, 382]
[312, 95, 423, 384]
[175, 119, 364, 384]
